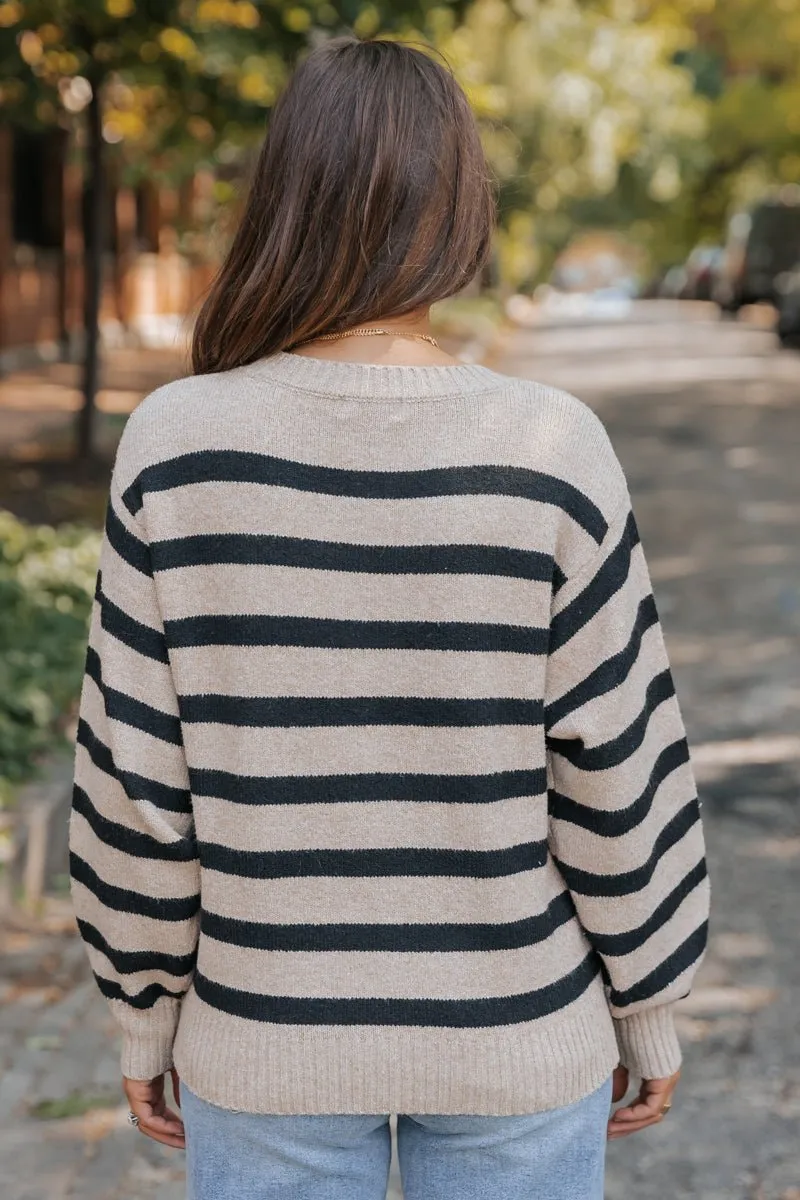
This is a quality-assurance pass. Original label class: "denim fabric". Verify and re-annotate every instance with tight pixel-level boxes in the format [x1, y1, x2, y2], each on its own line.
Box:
[180, 1074, 612, 1200]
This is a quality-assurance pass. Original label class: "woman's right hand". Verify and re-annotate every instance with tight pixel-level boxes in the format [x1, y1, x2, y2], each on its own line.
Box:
[607, 1066, 681, 1139]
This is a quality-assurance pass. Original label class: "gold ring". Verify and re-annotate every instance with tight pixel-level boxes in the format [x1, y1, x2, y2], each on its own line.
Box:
[660, 1101, 672, 1115]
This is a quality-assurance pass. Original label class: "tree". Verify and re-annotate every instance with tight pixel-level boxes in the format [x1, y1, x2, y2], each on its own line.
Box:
[0, 0, 464, 458]
[427, 0, 708, 284]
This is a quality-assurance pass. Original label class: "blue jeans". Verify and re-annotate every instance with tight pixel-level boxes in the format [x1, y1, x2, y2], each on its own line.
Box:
[180, 1074, 612, 1200]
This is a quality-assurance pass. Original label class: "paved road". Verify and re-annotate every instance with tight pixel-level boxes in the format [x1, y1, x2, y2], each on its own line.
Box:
[2, 305, 799, 1199]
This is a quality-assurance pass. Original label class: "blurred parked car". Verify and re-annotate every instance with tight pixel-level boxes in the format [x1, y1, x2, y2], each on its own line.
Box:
[714, 192, 800, 314]
[680, 245, 724, 300]
[775, 263, 800, 347]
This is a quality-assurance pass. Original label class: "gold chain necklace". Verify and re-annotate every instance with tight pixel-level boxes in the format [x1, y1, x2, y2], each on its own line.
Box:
[298, 326, 440, 349]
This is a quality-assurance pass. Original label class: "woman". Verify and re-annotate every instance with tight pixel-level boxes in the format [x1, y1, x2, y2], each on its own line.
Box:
[70, 36, 710, 1200]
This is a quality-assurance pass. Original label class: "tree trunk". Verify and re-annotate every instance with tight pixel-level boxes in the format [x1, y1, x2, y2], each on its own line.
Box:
[76, 78, 105, 461]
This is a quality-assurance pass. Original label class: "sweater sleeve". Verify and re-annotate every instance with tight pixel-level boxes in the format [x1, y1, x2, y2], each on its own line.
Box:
[69, 459, 200, 1080]
[544, 492, 710, 1081]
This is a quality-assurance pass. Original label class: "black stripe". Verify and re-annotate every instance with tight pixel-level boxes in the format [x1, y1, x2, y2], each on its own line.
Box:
[555, 798, 701, 897]
[545, 595, 659, 729]
[189, 766, 547, 805]
[77, 918, 197, 977]
[77, 719, 191, 813]
[165, 614, 548, 654]
[69, 852, 200, 921]
[94, 974, 187, 1009]
[105, 504, 151, 577]
[200, 890, 577, 952]
[609, 920, 709, 1007]
[179, 694, 543, 728]
[122, 451, 608, 543]
[198, 839, 548, 879]
[151, 532, 558, 583]
[550, 510, 640, 653]
[86, 647, 183, 745]
[548, 739, 691, 836]
[72, 785, 196, 862]
[547, 670, 676, 772]
[192, 951, 600, 1027]
[585, 859, 708, 956]
[99, 588, 169, 664]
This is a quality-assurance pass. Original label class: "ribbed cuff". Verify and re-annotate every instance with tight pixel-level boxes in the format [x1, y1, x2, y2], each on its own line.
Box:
[111, 997, 181, 1080]
[613, 1005, 682, 1079]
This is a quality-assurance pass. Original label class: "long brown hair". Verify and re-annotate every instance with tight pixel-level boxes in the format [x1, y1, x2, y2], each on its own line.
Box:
[191, 37, 496, 374]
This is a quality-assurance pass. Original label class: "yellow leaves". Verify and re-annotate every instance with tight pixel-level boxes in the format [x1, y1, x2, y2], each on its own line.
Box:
[158, 27, 199, 62]
[0, 2, 22, 29]
[103, 109, 146, 142]
[353, 5, 380, 36]
[18, 30, 43, 65]
[197, 0, 260, 27]
[105, 0, 135, 16]
[235, 52, 285, 105]
[282, 6, 312, 33]
[187, 115, 215, 142]
[463, 81, 508, 120]
[37, 24, 62, 44]
[237, 70, 276, 104]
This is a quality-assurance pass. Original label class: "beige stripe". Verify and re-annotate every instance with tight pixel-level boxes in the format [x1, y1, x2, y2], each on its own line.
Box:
[81, 677, 188, 787]
[156, 563, 550, 623]
[547, 757, 696, 867]
[89, 620, 177, 714]
[602, 876, 710, 990]
[610, 959, 704, 1021]
[199, 860, 567, 925]
[99, 541, 163, 631]
[552, 536, 646, 618]
[171, 645, 544, 700]
[194, 794, 546, 853]
[546, 622, 664, 739]
[70, 810, 198, 901]
[75, 743, 193, 841]
[183, 723, 544, 778]
[144, 483, 567, 551]
[70, 879, 198, 952]
[549, 699, 688, 808]
[567, 838, 707, 931]
[85, 941, 194, 995]
[197, 916, 592, 1000]
[548, 542, 649, 674]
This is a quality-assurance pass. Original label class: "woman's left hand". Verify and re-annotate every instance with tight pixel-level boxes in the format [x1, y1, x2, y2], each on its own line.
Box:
[124, 1067, 186, 1148]
[607, 1065, 680, 1139]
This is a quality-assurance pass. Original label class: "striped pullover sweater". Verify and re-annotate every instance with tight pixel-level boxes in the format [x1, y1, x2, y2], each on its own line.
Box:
[69, 352, 710, 1116]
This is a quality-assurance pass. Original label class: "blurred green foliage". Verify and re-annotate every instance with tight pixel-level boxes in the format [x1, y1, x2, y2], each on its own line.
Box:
[0, 512, 99, 808]
[1, 0, 799, 277]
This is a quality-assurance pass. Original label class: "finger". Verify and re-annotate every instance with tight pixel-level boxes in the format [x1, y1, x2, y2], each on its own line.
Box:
[137, 1124, 186, 1149]
[608, 1114, 666, 1137]
[614, 1079, 674, 1123]
[611, 1066, 629, 1104]
[140, 1110, 185, 1136]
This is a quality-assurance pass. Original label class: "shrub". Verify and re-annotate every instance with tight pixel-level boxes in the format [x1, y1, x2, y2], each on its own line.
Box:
[0, 511, 100, 810]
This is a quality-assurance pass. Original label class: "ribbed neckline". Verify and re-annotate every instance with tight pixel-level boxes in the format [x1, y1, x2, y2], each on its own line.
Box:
[243, 350, 507, 401]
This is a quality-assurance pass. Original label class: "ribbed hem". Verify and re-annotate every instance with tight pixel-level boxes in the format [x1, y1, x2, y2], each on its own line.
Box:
[242, 351, 508, 402]
[112, 996, 181, 1080]
[172, 978, 620, 1116]
[613, 1005, 682, 1079]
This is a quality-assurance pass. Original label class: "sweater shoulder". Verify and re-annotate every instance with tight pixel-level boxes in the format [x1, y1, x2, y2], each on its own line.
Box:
[110, 368, 249, 495]
[497, 374, 629, 524]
